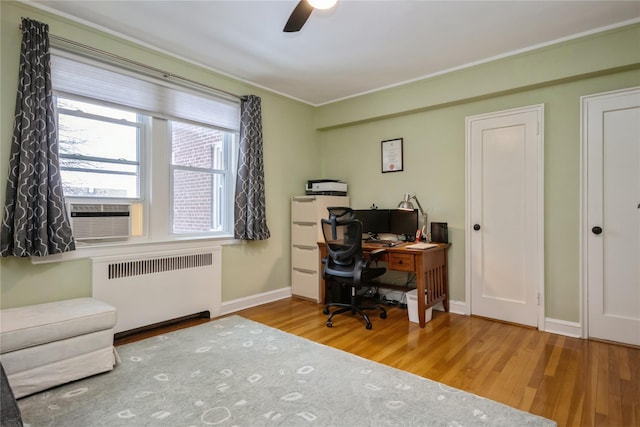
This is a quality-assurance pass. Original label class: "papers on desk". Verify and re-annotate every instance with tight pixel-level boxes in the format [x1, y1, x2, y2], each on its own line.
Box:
[405, 242, 438, 250]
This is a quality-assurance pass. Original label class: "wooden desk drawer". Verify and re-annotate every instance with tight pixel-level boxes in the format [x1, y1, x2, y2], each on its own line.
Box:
[389, 253, 415, 271]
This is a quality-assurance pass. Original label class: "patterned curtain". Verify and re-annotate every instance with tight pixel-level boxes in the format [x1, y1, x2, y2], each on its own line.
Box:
[0, 18, 75, 257]
[234, 95, 271, 240]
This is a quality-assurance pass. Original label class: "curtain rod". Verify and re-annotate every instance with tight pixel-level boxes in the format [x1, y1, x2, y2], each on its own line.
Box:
[19, 22, 244, 102]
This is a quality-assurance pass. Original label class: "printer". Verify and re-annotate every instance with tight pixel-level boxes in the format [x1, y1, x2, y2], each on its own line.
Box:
[305, 179, 348, 196]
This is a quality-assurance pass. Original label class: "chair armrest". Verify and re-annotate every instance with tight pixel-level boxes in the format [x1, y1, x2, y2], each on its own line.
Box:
[369, 248, 387, 257]
[365, 248, 386, 268]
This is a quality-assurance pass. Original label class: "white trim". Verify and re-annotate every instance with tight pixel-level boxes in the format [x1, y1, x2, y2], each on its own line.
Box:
[465, 104, 545, 327]
[220, 291, 469, 318]
[464, 115, 473, 317]
[219, 287, 292, 316]
[218, 290, 586, 340]
[580, 92, 590, 339]
[316, 19, 640, 107]
[30, 237, 239, 264]
[447, 300, 467, 316]
[543, 318, 583, 338]
[536, 106, 546, 330]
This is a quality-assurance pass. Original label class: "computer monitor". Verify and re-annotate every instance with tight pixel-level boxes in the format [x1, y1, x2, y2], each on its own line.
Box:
[353, 209, 389, 236]
[389, 209, 419, 239]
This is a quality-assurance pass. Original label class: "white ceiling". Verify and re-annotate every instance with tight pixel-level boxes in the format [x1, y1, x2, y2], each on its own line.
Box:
[29, 0, 640, 105]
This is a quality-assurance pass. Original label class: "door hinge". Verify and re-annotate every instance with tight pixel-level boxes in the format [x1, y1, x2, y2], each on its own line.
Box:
[537, 292, 541, 305]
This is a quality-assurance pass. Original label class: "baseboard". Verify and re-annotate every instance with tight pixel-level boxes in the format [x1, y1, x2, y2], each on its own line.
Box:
[447, 300, 467, 315]
[433, 301, 584, 339]
[543, 317, 582, 338]
[219, 287, 292, 316]
[220, 292, 584, 340]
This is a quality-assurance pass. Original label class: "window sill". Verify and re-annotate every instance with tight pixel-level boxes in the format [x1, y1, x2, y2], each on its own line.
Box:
[30, 235, 240, 264]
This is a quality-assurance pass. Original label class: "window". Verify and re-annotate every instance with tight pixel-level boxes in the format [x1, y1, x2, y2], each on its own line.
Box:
[51, 49, 240, 243]
[170, 121, 235, 234]
[57, 98, 143, 199]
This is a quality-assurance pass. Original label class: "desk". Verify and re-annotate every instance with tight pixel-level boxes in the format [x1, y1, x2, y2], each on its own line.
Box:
[318, 242, 451, 327]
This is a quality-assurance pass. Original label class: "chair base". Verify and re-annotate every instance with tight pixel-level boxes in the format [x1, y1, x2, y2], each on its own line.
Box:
[323, 302, 387, 330]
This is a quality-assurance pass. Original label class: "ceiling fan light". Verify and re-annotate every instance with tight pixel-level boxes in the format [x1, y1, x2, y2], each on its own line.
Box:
[308, 0, 337, 10]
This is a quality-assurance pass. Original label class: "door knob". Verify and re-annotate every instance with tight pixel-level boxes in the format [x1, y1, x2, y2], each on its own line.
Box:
[473, 224, 481, 231]
[592, 226, 603, 235]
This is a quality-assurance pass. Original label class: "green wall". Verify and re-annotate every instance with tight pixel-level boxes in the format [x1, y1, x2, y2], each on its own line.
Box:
[0, 1, 319, 307]
[1, 1, 639, 324]
[316, 24, 640, 322]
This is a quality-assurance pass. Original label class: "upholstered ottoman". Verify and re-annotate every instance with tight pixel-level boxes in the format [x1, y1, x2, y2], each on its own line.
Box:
[0, 298, 117, 398]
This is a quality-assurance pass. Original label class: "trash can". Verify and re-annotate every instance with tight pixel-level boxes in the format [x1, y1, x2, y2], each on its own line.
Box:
[406, 289, 433, 324]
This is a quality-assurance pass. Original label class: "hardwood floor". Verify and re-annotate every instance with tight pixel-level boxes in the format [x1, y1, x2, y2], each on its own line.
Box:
[116, 298, 640, 427]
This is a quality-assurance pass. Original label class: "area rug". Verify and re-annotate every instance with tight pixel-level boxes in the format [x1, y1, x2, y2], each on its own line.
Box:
[18, 315, 556, 426]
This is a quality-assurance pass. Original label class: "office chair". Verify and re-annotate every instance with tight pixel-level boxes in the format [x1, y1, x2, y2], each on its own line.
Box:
[321, 207, 387, 329]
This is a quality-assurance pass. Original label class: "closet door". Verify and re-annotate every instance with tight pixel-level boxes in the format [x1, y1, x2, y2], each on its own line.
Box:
[583, 87, 640, 346]
[466, 105, 544, 327]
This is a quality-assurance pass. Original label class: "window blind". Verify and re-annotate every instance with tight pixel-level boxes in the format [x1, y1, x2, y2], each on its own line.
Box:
[51, 50, 240, 132]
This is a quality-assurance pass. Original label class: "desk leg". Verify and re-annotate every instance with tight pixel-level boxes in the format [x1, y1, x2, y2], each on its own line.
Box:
[416, 268, 426, 328]
[443, 249, 450, 312]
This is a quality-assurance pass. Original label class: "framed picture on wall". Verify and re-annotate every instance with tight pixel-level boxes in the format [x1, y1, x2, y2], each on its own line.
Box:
[381, 138, 403, 173]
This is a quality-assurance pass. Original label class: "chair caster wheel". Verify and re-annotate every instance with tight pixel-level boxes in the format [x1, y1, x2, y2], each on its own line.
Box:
[380, 312, 387, 319]
[326, 321, 333, 327]
[323, 307, 330, 315]
[366, 323, 372, 330]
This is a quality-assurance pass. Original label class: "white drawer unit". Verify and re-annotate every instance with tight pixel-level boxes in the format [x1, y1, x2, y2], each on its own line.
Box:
[291, 222, 317, 246]
[291, 269, 319, 301]
[291, 195, 349, 302]
[292, 245, 318, 271]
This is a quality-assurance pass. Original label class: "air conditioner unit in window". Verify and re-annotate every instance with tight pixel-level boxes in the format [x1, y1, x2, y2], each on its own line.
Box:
[68, 203, 131, 241]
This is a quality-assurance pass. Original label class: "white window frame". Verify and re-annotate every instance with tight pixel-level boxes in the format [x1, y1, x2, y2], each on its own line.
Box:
[168, 120, 237, 237]
[56, 96, 145, 201]
[49, 48, 240, 252]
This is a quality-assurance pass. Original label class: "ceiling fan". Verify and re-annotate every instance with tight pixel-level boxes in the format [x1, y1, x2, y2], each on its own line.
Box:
[283, 0, 338, 32]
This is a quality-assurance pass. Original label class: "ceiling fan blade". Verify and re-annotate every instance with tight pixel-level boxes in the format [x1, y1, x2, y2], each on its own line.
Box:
[283, 0, 314, 32]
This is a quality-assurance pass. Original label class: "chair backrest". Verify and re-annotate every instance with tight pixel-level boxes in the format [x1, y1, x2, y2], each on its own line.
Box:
[326, 206, 355, 222]
[321, 207, 363, 277]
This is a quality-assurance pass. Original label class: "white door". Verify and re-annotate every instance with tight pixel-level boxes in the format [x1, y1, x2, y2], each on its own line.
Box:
[466, 105, 544, 327]
[583, 87, 640, 346]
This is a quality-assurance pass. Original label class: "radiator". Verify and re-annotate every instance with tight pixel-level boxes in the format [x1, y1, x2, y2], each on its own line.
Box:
[92, 247, 222, 333]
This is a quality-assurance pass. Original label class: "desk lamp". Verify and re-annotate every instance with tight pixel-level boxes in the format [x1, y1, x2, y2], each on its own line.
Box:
[398, 193, 427, 239]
